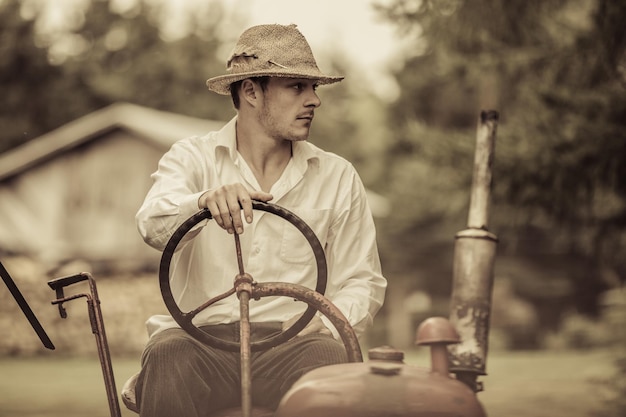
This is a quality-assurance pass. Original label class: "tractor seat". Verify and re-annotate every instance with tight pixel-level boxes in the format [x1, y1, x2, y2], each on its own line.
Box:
[121, 372, 274, 417]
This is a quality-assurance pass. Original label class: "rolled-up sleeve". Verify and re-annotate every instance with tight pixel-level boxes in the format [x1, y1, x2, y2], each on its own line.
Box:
[321, 170, 387, 339]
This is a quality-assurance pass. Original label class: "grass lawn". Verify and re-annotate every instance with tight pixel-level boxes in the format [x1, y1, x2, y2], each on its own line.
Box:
[464, 349, 617, 417]
[0, 349, 618, 417]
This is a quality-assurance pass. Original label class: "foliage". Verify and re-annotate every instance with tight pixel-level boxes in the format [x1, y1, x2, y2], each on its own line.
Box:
[0, 0, 79, 152]
[544, 311, 614, 350]
[58, 0, 234, 120]
[0, 0, 233, 154]
[593, 289, 626, 417]
[310, 57, 391, 187]
[375, 0, 626, 311]
[0, 0, 382, 179]
[594, 354, 626, 417]
[375, 1, 626, 410]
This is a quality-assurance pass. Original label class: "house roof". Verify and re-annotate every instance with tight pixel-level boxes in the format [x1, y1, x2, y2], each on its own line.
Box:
[0, 102, 226, 182]
[0, 102, 390, 217]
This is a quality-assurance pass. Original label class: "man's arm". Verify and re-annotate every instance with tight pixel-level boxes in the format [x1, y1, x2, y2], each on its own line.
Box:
[136, 139, 211, 250]
[321, 171, 387, 339]
[136, 138, 273, 250]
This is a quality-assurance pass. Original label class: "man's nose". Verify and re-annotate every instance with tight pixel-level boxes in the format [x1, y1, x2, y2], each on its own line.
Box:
[305, 88, 321, 108]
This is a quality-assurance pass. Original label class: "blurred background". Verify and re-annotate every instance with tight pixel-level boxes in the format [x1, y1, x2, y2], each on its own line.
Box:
[0, 0, 625, 416]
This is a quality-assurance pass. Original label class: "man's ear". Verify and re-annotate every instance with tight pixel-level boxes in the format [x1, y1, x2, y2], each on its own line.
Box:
[241, 79, 259, 107]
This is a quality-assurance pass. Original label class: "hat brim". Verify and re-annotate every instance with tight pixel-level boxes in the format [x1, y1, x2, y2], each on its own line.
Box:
[206, 70, 344, 95]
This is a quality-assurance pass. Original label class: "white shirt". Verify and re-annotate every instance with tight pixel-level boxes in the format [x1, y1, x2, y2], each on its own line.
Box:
[136, 117, 386, 339]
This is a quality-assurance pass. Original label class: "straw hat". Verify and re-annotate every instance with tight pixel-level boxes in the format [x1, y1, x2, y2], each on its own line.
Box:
[206, 24, 344, 95]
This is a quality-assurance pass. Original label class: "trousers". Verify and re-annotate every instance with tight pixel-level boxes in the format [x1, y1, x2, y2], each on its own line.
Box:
[135, 322, 347, 417]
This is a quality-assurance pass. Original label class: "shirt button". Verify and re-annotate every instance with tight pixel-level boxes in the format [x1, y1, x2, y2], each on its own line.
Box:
[254, 247, 261, 254]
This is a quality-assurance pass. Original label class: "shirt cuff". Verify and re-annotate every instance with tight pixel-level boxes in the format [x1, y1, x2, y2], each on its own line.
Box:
[180, 191, 206, 220]
[319, 313, 341, 341]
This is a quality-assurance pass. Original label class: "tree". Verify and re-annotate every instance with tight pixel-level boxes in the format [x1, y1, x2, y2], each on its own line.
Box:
[0, 0, 376, 171]
[59, 0, 233, 120]
[0, 0, 231, 153]
[375, 0, 626, 331]
[0, 0, 82, 152]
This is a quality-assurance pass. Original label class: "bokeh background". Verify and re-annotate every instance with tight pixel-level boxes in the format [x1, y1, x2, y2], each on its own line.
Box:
[1, 0, 625, 416]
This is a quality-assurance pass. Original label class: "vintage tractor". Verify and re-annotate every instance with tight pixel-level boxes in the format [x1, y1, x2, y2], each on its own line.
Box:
[6, 110, 499, 417]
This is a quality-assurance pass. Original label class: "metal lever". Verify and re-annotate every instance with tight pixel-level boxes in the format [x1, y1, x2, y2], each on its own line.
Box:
[48, 272, 90, 318]
[48, 272, 122, 417]
[233, 231, 253, 417]
[1, 260, 55, 350]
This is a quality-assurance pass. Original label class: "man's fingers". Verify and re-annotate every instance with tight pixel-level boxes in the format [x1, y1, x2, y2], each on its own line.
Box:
[226, 192, 245, 234]
[241, 192, 273, 224]
[250, 191, 273, 202]
[238, 194, 254, 226]
[199, 185, 274, 234]
[205, 200, 223, 227]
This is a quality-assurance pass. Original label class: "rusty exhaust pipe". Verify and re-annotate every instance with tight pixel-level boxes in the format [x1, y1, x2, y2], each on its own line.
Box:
[448, 110, 499, 393]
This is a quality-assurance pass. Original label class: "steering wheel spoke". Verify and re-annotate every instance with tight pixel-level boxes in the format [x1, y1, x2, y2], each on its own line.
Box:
[160, 202, 328, 352]
[158, 201, 362, 417]
[185, 287, 237, 319]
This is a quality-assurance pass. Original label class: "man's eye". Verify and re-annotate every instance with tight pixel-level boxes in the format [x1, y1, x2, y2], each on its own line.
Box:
[291, 82, 317, 91]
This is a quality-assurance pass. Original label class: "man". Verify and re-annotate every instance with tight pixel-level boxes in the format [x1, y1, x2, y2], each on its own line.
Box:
[135, 23, 386, 416]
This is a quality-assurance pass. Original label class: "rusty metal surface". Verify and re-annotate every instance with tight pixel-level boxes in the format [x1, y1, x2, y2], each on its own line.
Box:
[415, 316, 461, 345]
[447, 111, 499, 393]
[252, 282, 363, 363]
[415, 317, 461, 376]
[448, 217, 498, 386]
[48, 273, 122, 417]
[156, 201, 362, 416]
[159, 203, 327, 352]
[238, 289, 252, 417]
[467, 110, 498, 230]
[275, 354, 485, 417]
[237, 291, 252, 416]
[232, 232, 253, 417]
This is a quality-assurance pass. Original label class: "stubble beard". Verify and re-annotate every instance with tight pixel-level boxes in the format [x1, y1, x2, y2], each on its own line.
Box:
[259, 104, 309, 142]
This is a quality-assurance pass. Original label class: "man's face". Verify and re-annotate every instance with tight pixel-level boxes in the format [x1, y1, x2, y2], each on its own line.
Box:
[257, 77, 321, 142]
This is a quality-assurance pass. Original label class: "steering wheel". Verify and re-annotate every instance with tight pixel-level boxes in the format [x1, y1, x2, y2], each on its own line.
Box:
[159, 201, 347, 353]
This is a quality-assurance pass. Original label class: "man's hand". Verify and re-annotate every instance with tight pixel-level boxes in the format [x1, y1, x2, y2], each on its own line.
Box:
[282, 314, 332, 337]
[198, 184, 272, 234]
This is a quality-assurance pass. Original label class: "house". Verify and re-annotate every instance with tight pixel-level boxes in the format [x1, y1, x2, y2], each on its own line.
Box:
[0, 102, 389, 273]
[0, 103, 394, 354]
[0, 102, 224, 271]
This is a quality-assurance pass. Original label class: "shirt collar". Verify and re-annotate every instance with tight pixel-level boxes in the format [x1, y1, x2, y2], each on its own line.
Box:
[292, 140, 319, 174]
[214, 116, 238, 161]
[214, 116, 319, 172]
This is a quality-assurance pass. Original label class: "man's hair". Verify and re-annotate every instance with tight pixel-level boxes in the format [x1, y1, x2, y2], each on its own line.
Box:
[230, 77, 270, 109]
